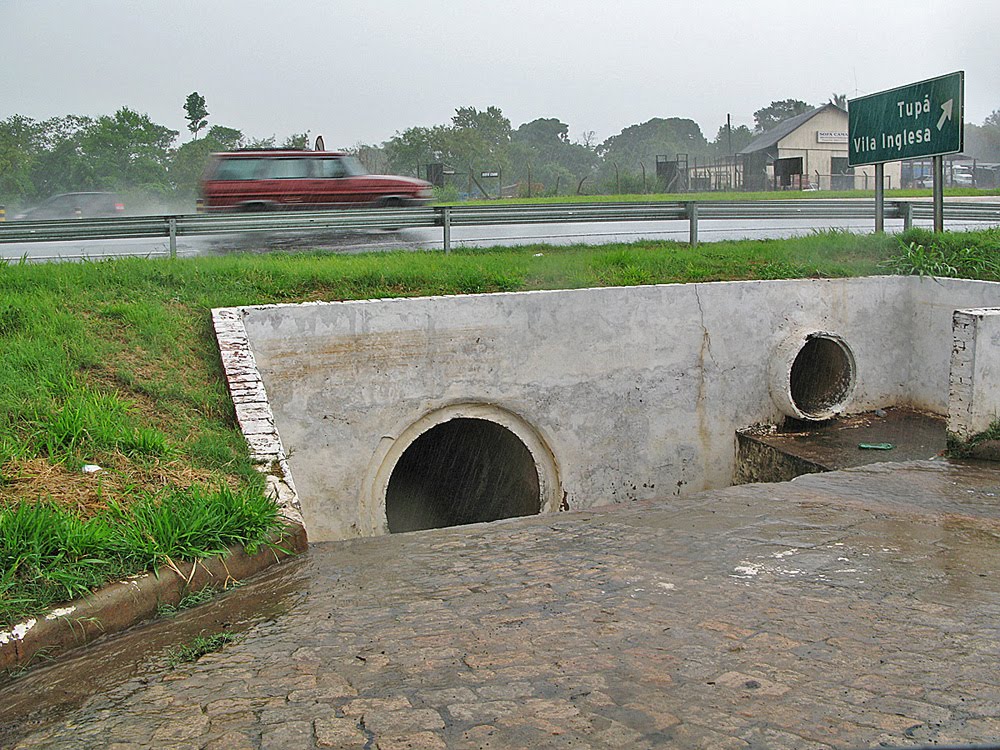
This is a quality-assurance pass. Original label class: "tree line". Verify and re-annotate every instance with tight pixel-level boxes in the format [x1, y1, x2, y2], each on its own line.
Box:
[0, 93, 310, 211]
[2, 92, 998, 209]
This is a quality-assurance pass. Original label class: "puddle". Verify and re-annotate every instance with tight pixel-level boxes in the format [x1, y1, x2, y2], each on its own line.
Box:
[736, 407, 948, 484]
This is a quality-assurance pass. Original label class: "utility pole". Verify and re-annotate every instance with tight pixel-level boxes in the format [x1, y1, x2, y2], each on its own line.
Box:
[727, 113, 734, 190]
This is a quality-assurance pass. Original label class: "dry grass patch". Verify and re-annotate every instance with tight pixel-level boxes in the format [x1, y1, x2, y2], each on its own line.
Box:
[0, 456, 231, 518]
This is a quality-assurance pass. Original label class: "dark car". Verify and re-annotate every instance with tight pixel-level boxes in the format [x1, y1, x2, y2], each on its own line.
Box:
[12, 192, 125, 221]
[199, 150, 433, 212]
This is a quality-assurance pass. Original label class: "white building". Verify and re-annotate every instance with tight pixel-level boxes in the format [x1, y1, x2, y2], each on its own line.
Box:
[739, 103, 902, 191]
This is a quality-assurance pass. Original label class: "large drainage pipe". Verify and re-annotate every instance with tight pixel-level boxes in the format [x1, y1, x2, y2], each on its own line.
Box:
[770, 331, 857, 421]
[386, 418, 539, 533]
[363, 404, 562, 535]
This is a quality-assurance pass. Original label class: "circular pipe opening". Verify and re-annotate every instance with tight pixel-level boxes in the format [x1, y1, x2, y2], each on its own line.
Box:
[789, 336, 855, 418]
[771, 331, 856, 421]
[385, 417, 541, 533]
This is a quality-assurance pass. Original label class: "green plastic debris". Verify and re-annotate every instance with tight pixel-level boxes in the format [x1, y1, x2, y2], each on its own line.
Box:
[858, 442, 894, 450]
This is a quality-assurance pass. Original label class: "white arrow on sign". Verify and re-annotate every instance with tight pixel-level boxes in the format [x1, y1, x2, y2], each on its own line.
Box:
[937, 99, 954, 131]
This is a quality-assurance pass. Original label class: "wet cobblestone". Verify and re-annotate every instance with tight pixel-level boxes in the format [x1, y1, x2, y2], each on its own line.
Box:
[3, 460, 1000, 749]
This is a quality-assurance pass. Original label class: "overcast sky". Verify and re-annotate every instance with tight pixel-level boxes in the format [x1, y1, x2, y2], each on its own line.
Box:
[4, 0, 998, 148]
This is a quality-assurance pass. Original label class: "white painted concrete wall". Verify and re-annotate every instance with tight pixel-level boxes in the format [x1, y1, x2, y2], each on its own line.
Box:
[948, 308, 1000, 438]
[224, 276, 1000, 541]
[902, 277, 1000, 414]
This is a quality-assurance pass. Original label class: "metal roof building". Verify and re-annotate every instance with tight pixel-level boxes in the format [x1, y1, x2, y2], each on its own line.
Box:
[739, 103, 901, 191]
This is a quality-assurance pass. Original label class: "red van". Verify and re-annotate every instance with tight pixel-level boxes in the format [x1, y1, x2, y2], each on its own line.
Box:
[199, 150, 432, 211]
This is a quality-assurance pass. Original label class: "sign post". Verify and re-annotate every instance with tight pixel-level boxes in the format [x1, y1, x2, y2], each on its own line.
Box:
[875, 164, 884, 233]
[848, 71, 964, 233]
[481, 169, 502, 199]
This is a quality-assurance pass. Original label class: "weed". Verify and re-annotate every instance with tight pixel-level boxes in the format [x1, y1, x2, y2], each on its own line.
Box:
[157, 585, 229, 618]
[2, 647, 54, 680]
[30, 386, 171, 463]
[165, 630, 238, 666]
[884, 229, 1000, 280]
[881, 242, 956, 277]
[947, 419, 1000, 458]
[0, 485, 280, 627]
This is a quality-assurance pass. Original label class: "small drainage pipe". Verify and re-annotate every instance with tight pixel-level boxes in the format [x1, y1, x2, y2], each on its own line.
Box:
[770, 330, 857, 421]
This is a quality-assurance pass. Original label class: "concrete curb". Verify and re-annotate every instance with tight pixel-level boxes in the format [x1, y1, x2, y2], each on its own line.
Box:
[0, 522, 308, 675]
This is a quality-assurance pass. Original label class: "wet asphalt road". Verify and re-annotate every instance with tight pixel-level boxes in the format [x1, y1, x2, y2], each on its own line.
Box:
[3, 459, 1000, 749]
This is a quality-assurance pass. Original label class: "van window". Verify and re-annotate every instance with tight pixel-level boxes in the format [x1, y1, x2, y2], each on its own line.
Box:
[317, 158, 347, 178]
[212, 158, 267, 180]
[341, 156, 367, 176]
[263, 159, 315, 179]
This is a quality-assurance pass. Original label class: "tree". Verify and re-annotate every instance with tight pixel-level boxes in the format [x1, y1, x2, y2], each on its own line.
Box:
[348, 142, 390, 174]
[964, 109, 1000, 162]
[513, 118, 570, 150]
[384, 125, 448, 175]
[33, 132, 88, 197]
[383, 107, 513, 193]
[451, 106, 511, 150]
[184, 92, 209, 139]
[77, 107, 178, 192]
[0, 115, 43, 202]
[596, 118, 710, 194]
[598, 118, 709, 169]
[281, 132, 309, 150]
[204, 125, 244, 151]
[13, 109, 177, 199]
[170, 124, 246, 200]
[30, 116, 95, 197]
[829, 93, 848, 110]
[753, 99, 813, 133]
[244, 135, 277, 149]
[448, 106, 512, 175]
[509, 118, 599, 194]
[598, 118, 709, 161]
[711, 123, 754, 158]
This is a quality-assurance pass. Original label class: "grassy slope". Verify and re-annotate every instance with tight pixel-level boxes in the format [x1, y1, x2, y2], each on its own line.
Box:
[0, 230, 900, 487]
[1, 226, 998, 626]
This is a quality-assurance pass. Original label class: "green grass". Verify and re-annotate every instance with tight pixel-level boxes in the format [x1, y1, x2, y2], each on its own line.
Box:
[1, 227, 999, 629]
[880, 227, 1000, 280]
[0, 487, 281, 627]
[165, 630, 239, 667]
[157, 584, 230, 618]
[446, 187, 1000, 206]
[947, 419, 1000, 458]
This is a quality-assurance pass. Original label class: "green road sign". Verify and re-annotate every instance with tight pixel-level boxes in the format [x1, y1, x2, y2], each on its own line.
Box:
[848, 71, 964, 166]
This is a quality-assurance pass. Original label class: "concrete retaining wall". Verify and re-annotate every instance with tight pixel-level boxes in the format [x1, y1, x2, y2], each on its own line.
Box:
[948, 307, 1000, 438]
[217, 276, 1000, 542]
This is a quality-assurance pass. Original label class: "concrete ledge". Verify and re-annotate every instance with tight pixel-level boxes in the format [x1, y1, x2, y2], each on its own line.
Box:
[0, 522, 307, 676]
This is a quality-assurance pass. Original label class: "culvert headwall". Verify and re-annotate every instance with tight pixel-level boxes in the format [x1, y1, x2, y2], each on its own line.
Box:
[219, 276, 1000, 541]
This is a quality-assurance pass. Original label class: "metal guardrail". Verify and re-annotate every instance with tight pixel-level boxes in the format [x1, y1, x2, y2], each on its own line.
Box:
[0, 200, 998, 256]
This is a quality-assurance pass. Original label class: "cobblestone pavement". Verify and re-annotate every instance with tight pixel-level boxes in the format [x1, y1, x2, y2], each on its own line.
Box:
[4, 460, 1000, 749]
